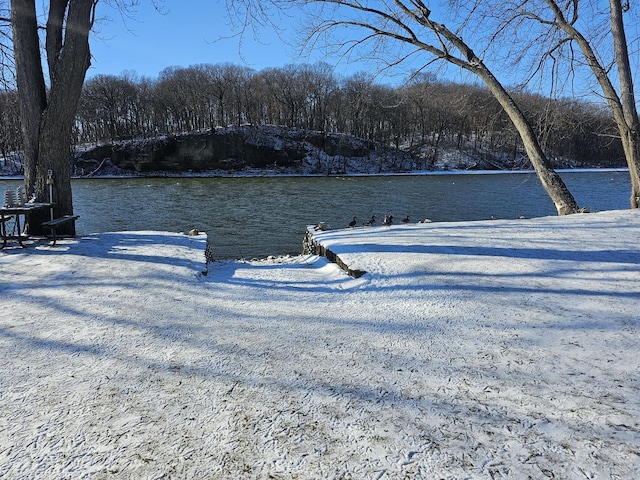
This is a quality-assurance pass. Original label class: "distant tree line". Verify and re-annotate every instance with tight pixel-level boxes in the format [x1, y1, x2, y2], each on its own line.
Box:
[0, 62, 624, 169]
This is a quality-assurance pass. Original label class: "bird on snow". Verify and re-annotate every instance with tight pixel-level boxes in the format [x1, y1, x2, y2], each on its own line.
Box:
[402, 215, 410, 224]
[364, 215, 376, 226]
[382, 215, 394, 227]
[348, 216, 358, 228]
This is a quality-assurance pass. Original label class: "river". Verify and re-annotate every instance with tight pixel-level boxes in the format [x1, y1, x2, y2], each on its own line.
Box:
[0, 170, 631, 258]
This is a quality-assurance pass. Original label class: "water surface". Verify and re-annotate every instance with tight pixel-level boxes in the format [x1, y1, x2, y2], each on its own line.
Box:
[1, 170, 631, 258]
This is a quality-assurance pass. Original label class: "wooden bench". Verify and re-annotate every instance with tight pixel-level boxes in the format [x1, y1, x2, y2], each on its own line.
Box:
[41, 215, 79, 246]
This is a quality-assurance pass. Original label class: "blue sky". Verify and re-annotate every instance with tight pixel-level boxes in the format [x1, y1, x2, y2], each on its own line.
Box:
[85, 0, 606, 95]
[88, 0, 343, 80]
[87, 0, 445, 85]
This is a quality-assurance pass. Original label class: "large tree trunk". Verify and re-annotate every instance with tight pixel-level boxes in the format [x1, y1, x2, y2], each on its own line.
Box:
[11, 0, 95, 235]
[618, 127, 640, 209]
[426, 19, 580, 215]
[609, 0, 640, 208]
[478, 69, 579, 215]
[10, 0, 46, 195]
[542, 0, 640, 208]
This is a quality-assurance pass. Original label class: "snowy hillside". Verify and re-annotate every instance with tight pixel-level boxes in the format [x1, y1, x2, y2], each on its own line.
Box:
[1, 125, 588, 178]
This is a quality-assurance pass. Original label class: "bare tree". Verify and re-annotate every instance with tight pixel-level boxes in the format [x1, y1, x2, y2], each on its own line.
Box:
[228, 65, 256, 126]
[1, 3, 15, 87]
[330, 0, 579, 215]
[198, 63, 243, 128]
[263, 0, 580, 213]
[0, 89, 22, 162]
[296, 62, 337, 131]
[261, 65, 309, 127]
[80, 74, 139, 141]
[10, 0, 100, 234]
[338, 72, 374, 139]
[509, 0, 640, 208]
[155, 66, 206, 133]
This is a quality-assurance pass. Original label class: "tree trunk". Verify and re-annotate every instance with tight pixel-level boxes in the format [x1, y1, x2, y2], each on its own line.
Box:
[10, 0, 46, 195]
[478, 68, 579, 214]
[609, 0, 640, 208]
[11, 0, 95, 235]
[426, 19, 580, 215]
[618, 127, 640, 208]
[542, 0, 640, 208]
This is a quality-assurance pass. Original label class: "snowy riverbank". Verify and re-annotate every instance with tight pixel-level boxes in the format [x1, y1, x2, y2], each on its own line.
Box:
[1, 210, 639, 478]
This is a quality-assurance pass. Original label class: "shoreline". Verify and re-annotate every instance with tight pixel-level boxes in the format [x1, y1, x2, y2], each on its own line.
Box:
[1, 166, 630, 181]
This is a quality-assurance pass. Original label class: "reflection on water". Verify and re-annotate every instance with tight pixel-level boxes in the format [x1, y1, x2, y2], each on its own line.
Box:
[1, 171, 631, 258]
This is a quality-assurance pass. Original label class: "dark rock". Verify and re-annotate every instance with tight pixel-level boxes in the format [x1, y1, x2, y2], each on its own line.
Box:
[73, 125, 401, 175]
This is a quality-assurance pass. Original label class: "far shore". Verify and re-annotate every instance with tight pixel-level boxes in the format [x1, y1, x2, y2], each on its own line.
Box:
[0, 166, 630, 182]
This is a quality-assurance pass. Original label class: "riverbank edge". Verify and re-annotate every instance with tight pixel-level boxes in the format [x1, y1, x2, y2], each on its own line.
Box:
[0, 166, 630, 181]
[302, 226, 367, 278]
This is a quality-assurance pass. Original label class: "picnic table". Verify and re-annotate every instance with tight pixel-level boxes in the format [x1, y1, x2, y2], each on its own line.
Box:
[0, 203, 54, 248]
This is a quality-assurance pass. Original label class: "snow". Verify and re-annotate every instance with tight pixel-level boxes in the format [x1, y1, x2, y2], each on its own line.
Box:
[1, 210, 639, 479]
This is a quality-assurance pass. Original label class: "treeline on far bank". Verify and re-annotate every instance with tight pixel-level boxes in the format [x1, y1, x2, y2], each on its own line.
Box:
[0, 62, 625, 168]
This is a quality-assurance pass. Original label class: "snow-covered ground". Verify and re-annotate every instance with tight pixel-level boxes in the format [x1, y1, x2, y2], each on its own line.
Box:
[1, 210, 639, 479]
